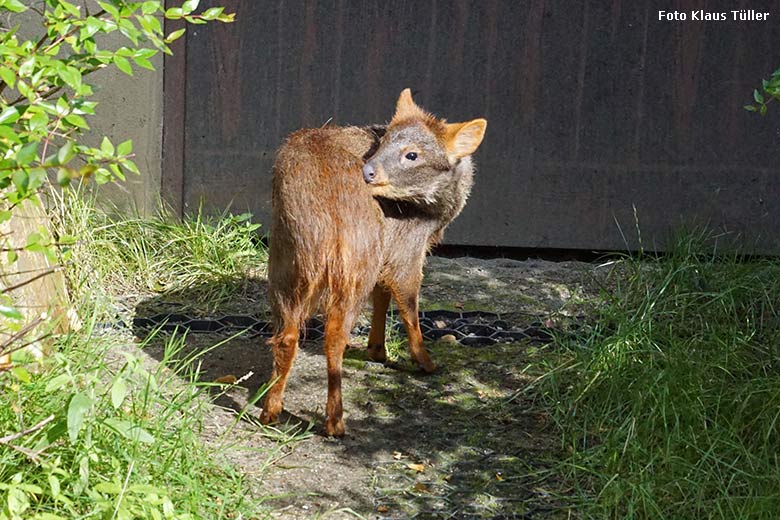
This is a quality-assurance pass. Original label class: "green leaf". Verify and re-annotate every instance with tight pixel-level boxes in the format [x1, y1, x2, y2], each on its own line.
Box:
[11, 366, 31, 384]
[57, 141, 76, 165]
[16, 142, 38, 165]
[64, 114, 89, 129]
[57, 168, 72, 187]
[0, 125, 21, 143]
[100, 136, 114, 155]
[17, 79, 32, 100]
[134, 56, 155, 70]
[109, 162, 125, 181]
[18, 56, 35, 77]
[754, 89, 765, 104]
[165, 28, 186, 43]
[12, 169, 28, 191]
[83, 17, 105, 38]
[59, 66, 82, 90]
[67, 392, 91, 444]
[29, 111, 48, 132]
[142, 1, 160, 15]
[201, 7, 223, 20]
[103, 418, 155, 443]
[47, 474, 61, 500]
[117, 139, 133, 156]
[58, 0, 81, 17]
[128, 484, 165, 495]
[122, 159, 140, 175]
[138, 13, 163, 34]
[97, 1, 120, 18]
[217, 12, 235, 22]
[0, 106, 19, 125]
[94, 482, 122, 495]
[184, 15, 207, 25]
[95, 167, 111, 184]
[0, 0, 27, 13]
[28, 168, 46, 191]
[26, 232, 42, 247]
[182, 0, 200, 13]
[0, 304, 23, 320]
[110, 377, 128, 409]
[113, 55, 133, 75]
[0, 66, 16, 88]
[45, 373, 72, 392]
[7, 487, 29, 516]
[55, 96, 70, 116]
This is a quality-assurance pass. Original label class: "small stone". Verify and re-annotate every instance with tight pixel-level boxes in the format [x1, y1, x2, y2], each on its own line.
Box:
[433, 320, 447, 329]
[441, 334, 458, 344]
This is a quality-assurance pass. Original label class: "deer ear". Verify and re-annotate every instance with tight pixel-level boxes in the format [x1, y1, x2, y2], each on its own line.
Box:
[444, 119, 487, 159]
[391, 88, 425, 123]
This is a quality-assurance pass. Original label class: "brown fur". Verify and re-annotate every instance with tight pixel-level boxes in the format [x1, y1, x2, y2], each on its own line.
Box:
[260, 90, 487, 436]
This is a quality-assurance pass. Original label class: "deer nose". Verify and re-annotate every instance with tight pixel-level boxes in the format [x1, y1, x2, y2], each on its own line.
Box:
[362, 162, 376, 183]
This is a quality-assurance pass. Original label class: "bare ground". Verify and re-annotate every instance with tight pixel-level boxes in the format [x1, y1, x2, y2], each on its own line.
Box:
[133, 256, 607, 519]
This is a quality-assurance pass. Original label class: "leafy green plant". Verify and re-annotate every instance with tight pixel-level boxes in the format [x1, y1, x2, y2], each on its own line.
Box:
[0, 0, 233, 361]
[1, 316, 265, 519]
[744, 67, 780, 115]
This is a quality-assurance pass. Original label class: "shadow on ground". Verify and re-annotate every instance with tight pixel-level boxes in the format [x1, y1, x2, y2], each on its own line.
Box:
[132, 258, 595, 518]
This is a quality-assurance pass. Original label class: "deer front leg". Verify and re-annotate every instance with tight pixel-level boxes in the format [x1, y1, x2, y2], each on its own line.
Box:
[391, 281, 435, 374]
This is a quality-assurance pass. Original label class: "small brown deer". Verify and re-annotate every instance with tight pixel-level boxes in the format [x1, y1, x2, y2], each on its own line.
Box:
[260, 89, 487, 436]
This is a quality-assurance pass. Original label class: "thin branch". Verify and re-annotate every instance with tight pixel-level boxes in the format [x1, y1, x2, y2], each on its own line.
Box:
[0, 414, 55, 444]
[1, 265, 63, 277]
[2, 265, 61, 294]
[0, 415, 56, 464]
[0, 332, 53, 358]
[0, 316, 45, 354]
[3, 442, 48, 463]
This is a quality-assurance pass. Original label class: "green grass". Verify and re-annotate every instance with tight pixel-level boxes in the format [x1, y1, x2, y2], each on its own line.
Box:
[1, 192, 271, 519]
[56, 190, 267, 312]
[532, 231, 780, 518]
[1, 312, 268, 519]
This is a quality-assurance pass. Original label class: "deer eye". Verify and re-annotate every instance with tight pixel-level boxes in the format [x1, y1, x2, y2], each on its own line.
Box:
[404, 152, 418, 161]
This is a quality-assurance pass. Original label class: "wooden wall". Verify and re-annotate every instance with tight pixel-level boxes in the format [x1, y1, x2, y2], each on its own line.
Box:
[163, 1, 780, 252]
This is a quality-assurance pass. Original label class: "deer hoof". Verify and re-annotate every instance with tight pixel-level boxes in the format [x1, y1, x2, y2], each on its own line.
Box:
[415, 354, 436, 374]
[259, 408, 278, 425]
[326, 418, 346, 437]
[366, 343, 387, 362]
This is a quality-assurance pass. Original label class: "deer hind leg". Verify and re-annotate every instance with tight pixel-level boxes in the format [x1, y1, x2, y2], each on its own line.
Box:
[366, 283, 391, 362]
[323, 303, 357, 437]
[260, 320, 300, 425]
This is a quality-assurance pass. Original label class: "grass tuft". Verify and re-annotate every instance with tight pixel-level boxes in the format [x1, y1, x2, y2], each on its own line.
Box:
[55, 189, 267, 312]
[533, 230, 780, 518]
[0, 314, 264, 519]
[1, 191, 270, 519]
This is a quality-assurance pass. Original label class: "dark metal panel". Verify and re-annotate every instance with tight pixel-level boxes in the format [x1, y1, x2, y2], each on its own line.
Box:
[178, 0, 780, 252]
[161, 1, 187, 218]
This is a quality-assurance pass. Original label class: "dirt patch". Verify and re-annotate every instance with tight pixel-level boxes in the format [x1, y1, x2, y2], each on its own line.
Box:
[134, 256, 607, 518]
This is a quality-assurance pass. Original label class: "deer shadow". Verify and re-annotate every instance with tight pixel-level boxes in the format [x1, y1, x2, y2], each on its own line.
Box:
[131, 262, 569, 518]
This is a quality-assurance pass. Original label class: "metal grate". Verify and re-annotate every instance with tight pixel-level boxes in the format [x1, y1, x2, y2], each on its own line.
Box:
[132, 309, 554, 346]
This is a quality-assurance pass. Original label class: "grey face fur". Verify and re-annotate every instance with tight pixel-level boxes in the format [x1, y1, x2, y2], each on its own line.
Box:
[362, 121, 475, 221]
